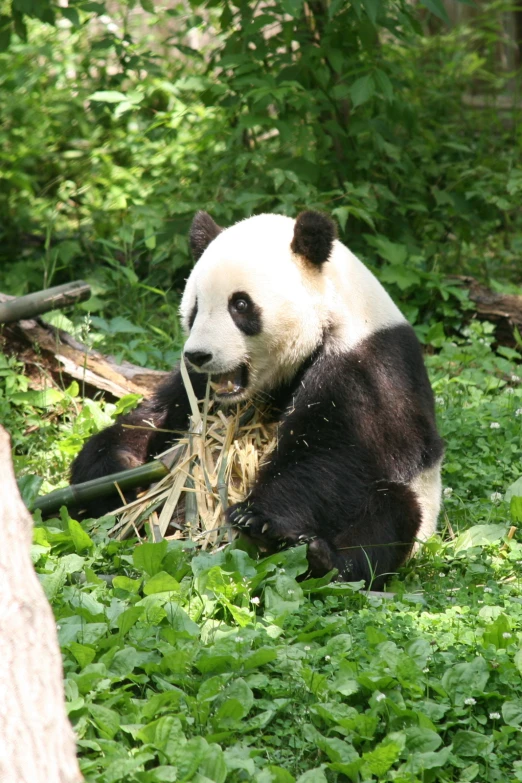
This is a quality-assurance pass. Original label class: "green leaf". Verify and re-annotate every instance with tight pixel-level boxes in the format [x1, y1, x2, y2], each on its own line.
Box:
[510, 496, 522, 523]
[165, 602, 200, 636]
[362, 741, 401, 775]
[68, 642, 96, 668]
[89, 703, 120, 739]
[143, 571, 180, 594]
[441, 656, 489, 705]
[88, 90, 128, 103]
[67, 517, 94, 553]
[506, 477, 522, 503]
[405, 727, 442, 752]
[133, 540, 167, 575]
[419, 0, 450, 23]
[0, 15, 12, 51]
[296, 769, 328, 783]
[361, 0, 380, 24]
[113, 575, 142, 593]
[425, 322, 446, 348]
[117, 606, 144, 636]
[453, 524, 509, 553]
[452, 730, 493, 757]
[349, 74, 375, 107]
[482, 614, 512, 649]
[11, 388, 64, 408]
[502, 700, 522, 726]
[374, 68, 393, 100]
[514, 648, 522, 676]
[18, 474, 43, 508]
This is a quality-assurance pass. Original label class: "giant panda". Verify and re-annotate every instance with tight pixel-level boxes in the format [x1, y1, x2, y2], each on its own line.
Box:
[71, 210, 444, 587]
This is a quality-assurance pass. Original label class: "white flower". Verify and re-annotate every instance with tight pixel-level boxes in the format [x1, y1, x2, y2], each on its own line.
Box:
[443, 487, 453, 497]
[516, 409, 522, 417]
[512, 375, 521, 383]
[325, 655, 331, 661]
[490, 422, 500, 429]
[251, 596, 260, 605]
[287, 589, 294, 596]
[506, 388, 515, 395]
[435, 396, 445, 406]
[502, 632, 512, 639]
[484, 587, 493, 593]
[490, 492, 503, 503]
[304, 646, 311, 651]
[99, 14, 111, 23]
[423, 667, 429, 673]
[464, 697, 476, 706]
[375, 693, 386, 702]
[489, 712, 501, 720]
[107, 22, 119, 34]
[478, 600, 484, 604]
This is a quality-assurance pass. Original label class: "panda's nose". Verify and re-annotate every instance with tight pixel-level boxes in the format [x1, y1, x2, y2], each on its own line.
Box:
[184, 350, 213, 368]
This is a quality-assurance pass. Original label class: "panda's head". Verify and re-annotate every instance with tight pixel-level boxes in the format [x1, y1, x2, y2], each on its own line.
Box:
[180, 210, 336, 403]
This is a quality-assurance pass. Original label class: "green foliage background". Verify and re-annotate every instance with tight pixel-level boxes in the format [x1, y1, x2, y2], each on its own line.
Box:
[1, 0, 522, 781]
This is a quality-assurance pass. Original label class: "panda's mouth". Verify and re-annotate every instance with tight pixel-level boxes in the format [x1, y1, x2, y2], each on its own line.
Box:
[211, 364, 249, 399]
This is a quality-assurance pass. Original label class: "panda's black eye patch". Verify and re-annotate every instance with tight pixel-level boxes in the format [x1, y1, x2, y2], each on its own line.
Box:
[229, 291, 262, 336]
[188, 299, 198, 330]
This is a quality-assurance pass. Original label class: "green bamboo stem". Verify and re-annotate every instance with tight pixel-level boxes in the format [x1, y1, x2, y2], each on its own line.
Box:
[0, 281, 91, 324]
[31, 460, 168, 516]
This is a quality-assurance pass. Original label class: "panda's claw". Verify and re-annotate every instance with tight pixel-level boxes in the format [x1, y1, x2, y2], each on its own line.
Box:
[298, 534, 317, 544]
[261, 523, 269, 534]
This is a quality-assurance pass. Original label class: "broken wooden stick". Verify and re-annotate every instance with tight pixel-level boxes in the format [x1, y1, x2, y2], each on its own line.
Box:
[0, 281, 91, 324]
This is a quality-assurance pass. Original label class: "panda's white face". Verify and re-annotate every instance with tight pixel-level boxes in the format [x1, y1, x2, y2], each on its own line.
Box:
[180, 214, 329, 403]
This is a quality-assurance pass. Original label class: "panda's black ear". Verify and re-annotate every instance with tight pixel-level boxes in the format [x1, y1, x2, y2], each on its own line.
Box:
[291, 211, 336, 267]
[190, 211, 222, 261]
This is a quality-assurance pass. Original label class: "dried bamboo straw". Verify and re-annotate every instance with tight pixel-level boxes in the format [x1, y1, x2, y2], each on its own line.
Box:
[109, 362, 277, 546]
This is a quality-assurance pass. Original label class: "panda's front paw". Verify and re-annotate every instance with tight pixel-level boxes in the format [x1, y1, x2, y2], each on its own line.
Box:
[227, 501, 259, 532]
[227, 501, 282, 547]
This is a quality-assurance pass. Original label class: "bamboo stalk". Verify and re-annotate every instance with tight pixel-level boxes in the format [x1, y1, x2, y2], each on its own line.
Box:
[30, 460, 169, 516]
[0, 281, 91, 324]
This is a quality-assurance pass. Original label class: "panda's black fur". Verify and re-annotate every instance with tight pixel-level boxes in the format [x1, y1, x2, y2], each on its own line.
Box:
[71, 210, 443, 588]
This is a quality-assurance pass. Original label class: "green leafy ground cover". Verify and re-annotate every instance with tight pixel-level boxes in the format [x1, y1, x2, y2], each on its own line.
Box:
[2, 319, 521, 782]
[2, 0, 522, 780]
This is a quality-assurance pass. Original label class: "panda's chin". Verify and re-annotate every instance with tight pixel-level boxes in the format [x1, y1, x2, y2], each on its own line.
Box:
[211, 364, 250, 402]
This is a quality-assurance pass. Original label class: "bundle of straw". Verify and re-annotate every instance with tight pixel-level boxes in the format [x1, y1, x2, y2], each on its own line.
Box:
[109, 361, 277, 548]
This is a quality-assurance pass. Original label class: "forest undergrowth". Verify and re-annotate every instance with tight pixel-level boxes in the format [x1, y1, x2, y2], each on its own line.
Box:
[1, 0, 522, 779]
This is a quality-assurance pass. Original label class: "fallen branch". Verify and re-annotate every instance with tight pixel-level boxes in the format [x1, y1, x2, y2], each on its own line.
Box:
[0, 291, 168, 398]
[450, 276, 522, 342]
[0, 281, 91, 324]
[0, 425, 82, 783]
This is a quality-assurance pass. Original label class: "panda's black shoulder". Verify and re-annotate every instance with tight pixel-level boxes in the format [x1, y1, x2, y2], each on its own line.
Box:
[275, 322, 443, 474]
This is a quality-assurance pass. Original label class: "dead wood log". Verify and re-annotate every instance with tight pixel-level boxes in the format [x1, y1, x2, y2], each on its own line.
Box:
[449, 276, 522, 345]
[0, 292, 168, 398]
[0, 425, 82, 783]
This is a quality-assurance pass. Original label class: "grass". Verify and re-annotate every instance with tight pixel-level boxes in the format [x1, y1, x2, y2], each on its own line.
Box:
[3, 315, 522, 782]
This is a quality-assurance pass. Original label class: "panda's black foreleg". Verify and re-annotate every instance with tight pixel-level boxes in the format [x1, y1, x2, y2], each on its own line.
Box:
[70, 365, 208, 518]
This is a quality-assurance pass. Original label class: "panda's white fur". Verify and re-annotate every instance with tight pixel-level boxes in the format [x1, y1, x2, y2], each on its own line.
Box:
[71, 209, 443, 585]
[181, 214, 404, 395]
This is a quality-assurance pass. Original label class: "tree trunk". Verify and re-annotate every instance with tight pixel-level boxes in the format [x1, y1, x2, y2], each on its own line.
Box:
[0, 426, 82, 783]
